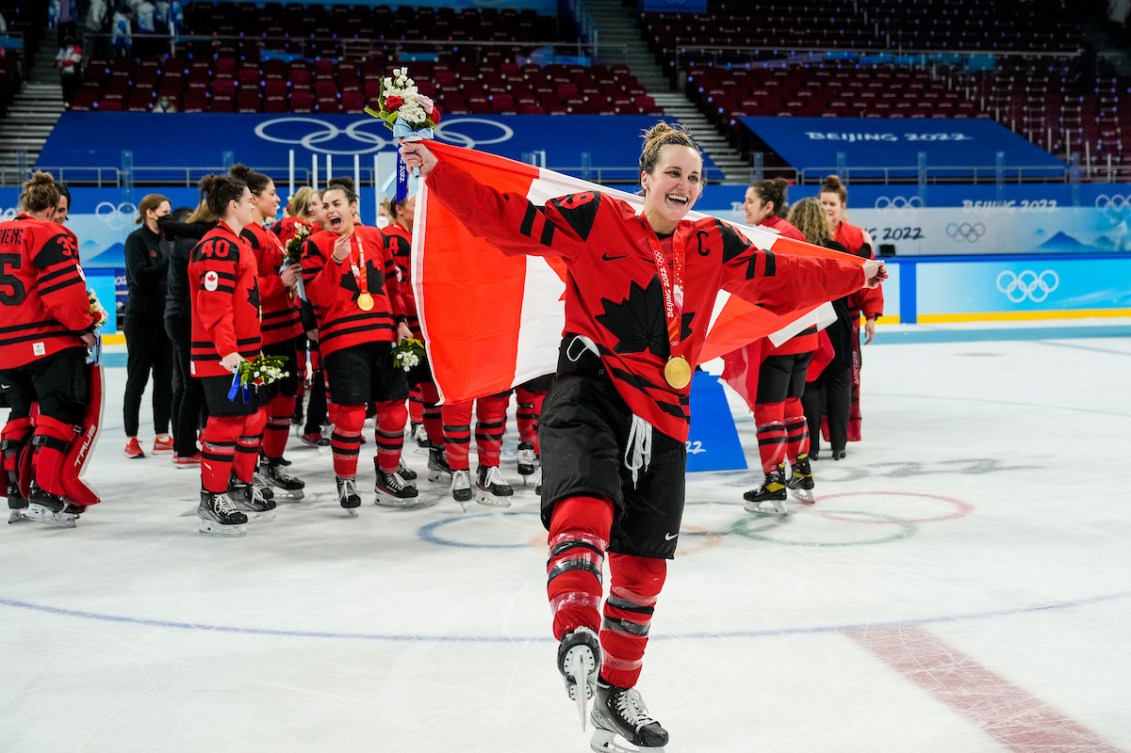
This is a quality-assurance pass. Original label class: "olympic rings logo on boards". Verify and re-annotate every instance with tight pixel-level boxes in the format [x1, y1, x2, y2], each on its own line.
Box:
[1094, 194, 1131, 222]
[945, 222, 985, 243]
[0, 206, 17, 221]
[94, 201, 138, 231]
[874, 195, 922, 221]
[996, 269, 1059, 303]
[254, 116, 515, 155]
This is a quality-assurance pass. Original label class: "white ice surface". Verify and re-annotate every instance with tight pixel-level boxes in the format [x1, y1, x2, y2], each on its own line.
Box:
[2, 324, 1130, 753]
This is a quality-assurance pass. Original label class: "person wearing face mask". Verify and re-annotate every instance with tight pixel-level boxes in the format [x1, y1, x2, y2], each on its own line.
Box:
[400, 123, 886, 752]
[122, 193, 173, 459]
[188, 173, 274, 536]
[299, 177, 415, 512]
[230, 164, 305, 501]
[54, 182, 71, 223]
[818, 175, 883, 450]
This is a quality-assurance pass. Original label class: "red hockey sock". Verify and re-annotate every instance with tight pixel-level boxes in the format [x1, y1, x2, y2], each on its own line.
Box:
[753, 402, 787, 474]
[30, 414, 76, 496]
[547, 495, 614, 640]
[441, 399, 473, 471]
[420, 381, 444, 446]
[261, 394, 294, 461]
[408, 386, 423, 426]
[783, 398, 810, 462]
[331, 404, 365, 478]
[232, 408, 266, 483]
[474, 392, 510, 467]
[201, 415, 244, 493]
[600, 552, 666, 689]
[375, 399, 408, 474]
[515, 386, 544, 449]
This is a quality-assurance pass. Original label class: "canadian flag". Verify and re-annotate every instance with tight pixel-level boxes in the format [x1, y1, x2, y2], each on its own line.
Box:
[412, 142, 859, 403]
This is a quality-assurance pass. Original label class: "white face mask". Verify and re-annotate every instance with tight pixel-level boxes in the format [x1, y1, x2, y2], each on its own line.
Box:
[375, 216, 390, 229]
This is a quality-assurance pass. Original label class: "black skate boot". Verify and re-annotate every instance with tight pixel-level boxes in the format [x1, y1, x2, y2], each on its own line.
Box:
[7, 481, 28, 524]
[557, 626, 601, 731]
[197, 490, 248, 537]
[743, 465, 789, 516]
[228, 478, 277, 523]
[591, 683, 669, 752]
[517, 441, 538, 478]
[374, 464, 422, 509]
[336, 476, 361, 516]
[475, 465, 513, 508]
[450, 468, 473, 510]
[250, 471, 276, 502]
[396, 457, 418, 481]
[409, 422, 431, 449]
[25, 481, 84, 528]
[534, 465, 543, 497]
[260, 458, 305, 500]
[427, 443, 452, 482]
[785, 455, 815, 503]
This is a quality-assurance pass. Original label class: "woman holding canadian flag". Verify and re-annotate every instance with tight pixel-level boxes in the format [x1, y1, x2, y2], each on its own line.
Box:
[400, 124, 886, 751]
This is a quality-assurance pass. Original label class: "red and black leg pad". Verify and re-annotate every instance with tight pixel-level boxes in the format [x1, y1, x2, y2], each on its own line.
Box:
[600, 553, 667, 690]
[30, 414, 79, 498]
[331, 404, 366, 478]
[547, 495, 613, 641]
[1, 416, 32, 501]
[753, 402, 787, 474]
[783, 398, 810, 461]
[201, 415, 245, 493]
[474, 392, 510, 467]
[232, 408, 267, 483]
[441, 399, 473, 472]
[261, 394, 295, 461]
[375, 399, 408, 474]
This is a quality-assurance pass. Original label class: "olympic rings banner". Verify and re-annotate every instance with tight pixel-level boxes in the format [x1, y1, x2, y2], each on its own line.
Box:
[36, 113, 716, 178]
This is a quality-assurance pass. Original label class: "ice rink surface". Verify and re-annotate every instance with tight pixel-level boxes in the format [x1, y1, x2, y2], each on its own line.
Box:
[2, 321, 1130, 753]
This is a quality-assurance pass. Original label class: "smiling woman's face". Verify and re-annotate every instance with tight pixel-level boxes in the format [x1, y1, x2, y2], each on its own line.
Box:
[640, 144, 703, 234]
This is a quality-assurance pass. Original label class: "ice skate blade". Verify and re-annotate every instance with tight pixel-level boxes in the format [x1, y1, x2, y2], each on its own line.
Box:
[743, 500, 790, 517]
[374, 496, 432, 510]
[427, 469, 451, 483]
[590, 728, 665, 753]
[25, 504, 79, 528]
[562, 644, 596, 731]
[198, 519, 247, 537]
[8, 509, 28, 523]
[244, 510, 276, 524]
[789, 488, 815, 504]
[344, 507, 359, 518]
[272, 489, 305, 501]
[475, 491, 512, 508]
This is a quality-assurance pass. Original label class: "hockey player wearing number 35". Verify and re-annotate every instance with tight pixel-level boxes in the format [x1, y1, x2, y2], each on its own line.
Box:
[0, 172, 98, 527]
[400, 124, 887, 752]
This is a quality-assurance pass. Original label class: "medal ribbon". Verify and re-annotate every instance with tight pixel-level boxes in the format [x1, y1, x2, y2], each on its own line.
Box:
[349, 235, 368, 299]
[640, 218, 686, 354]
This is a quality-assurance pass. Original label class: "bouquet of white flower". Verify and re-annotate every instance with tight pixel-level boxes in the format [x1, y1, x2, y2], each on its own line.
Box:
[391, 338, 425, 372]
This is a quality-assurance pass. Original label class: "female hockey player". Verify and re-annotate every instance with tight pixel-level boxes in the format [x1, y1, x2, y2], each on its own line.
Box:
[400, 123, 886, 752]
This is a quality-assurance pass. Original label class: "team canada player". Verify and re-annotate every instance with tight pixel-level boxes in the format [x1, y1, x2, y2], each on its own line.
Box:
[0, 173, 99, 527]
[300, 178, 416, 513]
[230, 164, 306, 500]
[402, 126, 886, 751]
[189, 174, 276, 536]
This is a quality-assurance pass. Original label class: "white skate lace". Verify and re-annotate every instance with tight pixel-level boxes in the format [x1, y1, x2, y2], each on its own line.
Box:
[214, 495, 239, 515]
[384, 471, 408, 491]
[517, 447, 537, 465]
[614, 688, 658, 731]
[339, 478, 357, 500]
[484, 465, 508, 489]
[271, 466, 297, 484]
[452, 470, 471, 492]
[624, 414, 653, 488]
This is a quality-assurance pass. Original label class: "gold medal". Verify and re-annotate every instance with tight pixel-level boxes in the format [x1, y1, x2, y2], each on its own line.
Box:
[663, 355, 692, 390]
[357, 292, 374, 311]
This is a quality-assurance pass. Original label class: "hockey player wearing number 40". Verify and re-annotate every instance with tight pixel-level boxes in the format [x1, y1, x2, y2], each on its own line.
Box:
[401, 124, 886, 752]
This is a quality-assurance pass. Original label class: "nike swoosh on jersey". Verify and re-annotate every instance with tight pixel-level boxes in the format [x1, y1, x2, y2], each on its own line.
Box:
[602, 252, 629, 261]
[664, 532, 678, 541]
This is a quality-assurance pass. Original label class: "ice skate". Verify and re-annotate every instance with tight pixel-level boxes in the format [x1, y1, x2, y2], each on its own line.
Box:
[250, 471, 276, 503]
[409, 422, 430, 450]
[396, 457, 418, 482]
[517, 441, 538, 478]
[25, 482, 84, 528]
[533, 465, 543, 496]
[785, 455, 815, 503]
[475, 465, 513, 508]
[450, 468, 473, 511]
[374, 467, 423, 509]
[426, 443, 452, 482]
[197, 490, 248, 537]
[260, 458, 305, 501]
[557, 627, 600, 731]
[336, 476, 361, 516]
[590, 684, 669, 753]
[7, 483, 28, 523]
[743, 466, 789, 517]
[228, 478, 277, 523]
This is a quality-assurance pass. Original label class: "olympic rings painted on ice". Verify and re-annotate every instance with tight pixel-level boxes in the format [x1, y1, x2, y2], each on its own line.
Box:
[731, 509, 919, 547]
[94, 201, 138, 230]
[996, 269, 1059, 303]
[811, 492, 973, 525]
[254, 116, 515, 155]
[944, 221, 985, 243]
[873, 195, 923, 221]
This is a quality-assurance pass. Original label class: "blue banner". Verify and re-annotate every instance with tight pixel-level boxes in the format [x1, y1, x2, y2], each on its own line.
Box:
[197, 0, 554, 8]
[640, 0, 708, 11]
[38, 113, 715, 179]
[740, 117, 1066, 179]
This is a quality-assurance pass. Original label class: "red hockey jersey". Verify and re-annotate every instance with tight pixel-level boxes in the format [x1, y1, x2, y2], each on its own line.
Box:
[835, 220, 884, 320]
[189, 221, 263, 378]
[300, 225, 406, 358]
[0, 215, 93, 369]
[241, 221, 302, 346]
[383, 223, 422, 338]
[426, 160, 867, 442]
